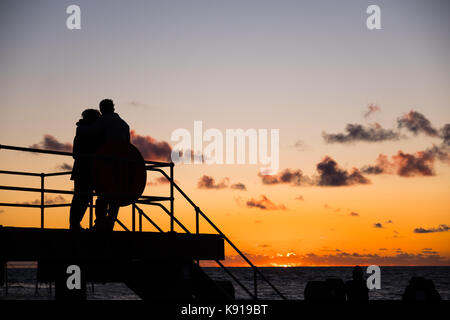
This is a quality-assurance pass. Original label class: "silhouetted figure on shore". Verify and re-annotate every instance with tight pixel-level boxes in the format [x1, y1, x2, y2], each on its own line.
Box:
[345, 265, 369, 301]
[94, 99, 130, 231]
[69, 109, 101, 231]
[402, 277, 441, 300]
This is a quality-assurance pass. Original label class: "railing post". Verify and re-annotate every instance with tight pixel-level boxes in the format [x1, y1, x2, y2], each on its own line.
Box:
[132, 203, 136, 232]
[195, 207, 199, 235]
[253, 267, 258, 299]
[89, 196, 93, 229]
[196, 206, 199, 265]
[170, 163, 174, 232]
[40, 173, 44, 229]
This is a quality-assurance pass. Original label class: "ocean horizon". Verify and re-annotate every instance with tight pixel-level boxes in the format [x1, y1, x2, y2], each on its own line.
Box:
[2, 265, 449, 300]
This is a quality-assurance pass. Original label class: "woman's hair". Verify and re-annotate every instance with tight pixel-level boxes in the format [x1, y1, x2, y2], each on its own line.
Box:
[81, 108, 101, 123]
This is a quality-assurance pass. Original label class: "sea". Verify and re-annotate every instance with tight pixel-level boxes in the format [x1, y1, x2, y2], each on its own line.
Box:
[1, 265, 449, 300]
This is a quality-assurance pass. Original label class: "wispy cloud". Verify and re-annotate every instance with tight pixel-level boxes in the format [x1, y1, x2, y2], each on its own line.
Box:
[30, 135, 72, 152]
[130, 130, 172, 161]
[361, 148, 448, 177]
[202, 250, 450, 267]
[397, 110, 440, 137]
[246, 195, 286, 211]
[414, 224, 449, 234]
[197, 175, 229, 189]
[128, 101, 148, 108]
[322, 123, 400, 144]
[57, 163, 73, 171]
[17, 195, 66, 205]
[230, 183, 247, 191]
[258, 168, 308, 186]
[197, 175, 247, 191]
[373, 223, 383, 229]
[363, 104, 380, 118]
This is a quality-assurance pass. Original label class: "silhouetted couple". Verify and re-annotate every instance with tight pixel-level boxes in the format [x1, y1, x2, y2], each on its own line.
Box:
[69, 99, 130, 231]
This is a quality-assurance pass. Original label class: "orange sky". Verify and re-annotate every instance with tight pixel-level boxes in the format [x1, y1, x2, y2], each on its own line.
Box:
[0, 0, 449, 266]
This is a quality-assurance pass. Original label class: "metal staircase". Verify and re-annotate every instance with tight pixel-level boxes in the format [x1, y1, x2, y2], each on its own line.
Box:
[0, 144, 286, 300]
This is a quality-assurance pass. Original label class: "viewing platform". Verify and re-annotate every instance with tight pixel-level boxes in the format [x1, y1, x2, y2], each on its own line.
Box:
[0, 144, 286, 300]
[0, 226, 224, 262]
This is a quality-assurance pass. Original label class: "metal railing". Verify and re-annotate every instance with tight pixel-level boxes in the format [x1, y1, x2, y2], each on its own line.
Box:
[0, 143, 286, 300]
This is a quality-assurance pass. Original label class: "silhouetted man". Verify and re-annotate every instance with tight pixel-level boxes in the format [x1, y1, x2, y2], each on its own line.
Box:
[69, 109, 101, 231]
[345, 265, 369, 301]
[94, 99, 130, 231]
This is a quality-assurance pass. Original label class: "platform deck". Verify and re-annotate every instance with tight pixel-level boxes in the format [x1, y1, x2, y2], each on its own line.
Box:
[0, 226, 224, 262]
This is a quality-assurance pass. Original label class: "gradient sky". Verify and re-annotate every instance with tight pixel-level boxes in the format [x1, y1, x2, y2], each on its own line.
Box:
[1, 0, 449, 266]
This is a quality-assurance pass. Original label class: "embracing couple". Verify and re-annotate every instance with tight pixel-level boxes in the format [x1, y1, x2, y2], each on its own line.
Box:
[69, 99, 130, 232]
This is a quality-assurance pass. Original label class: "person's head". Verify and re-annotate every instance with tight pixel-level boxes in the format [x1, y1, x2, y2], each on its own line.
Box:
[81, 108, 101, 124]
[99, 99, 115, 114]
[352, 265, 364, 281]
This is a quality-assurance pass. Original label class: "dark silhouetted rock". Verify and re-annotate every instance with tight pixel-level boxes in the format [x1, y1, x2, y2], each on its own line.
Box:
[402, 276, 441, 301]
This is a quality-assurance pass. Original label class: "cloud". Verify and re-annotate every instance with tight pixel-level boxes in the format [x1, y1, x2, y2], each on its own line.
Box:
[196, 175, 246, 191]
[322, 109, 449, 146]
[397, 110, 439, 137]
[18, 195, 66, 205]
[363, 104, 381, 118]
[246, 195, 286, 211]
[147, 176, 172, 186]
[440, 124, 450, 146]
[128, 101, 148, 108]
[30, 135, 72, 152]
[422, 248, 438, 254]
[386, 220, 393, 224]
[202, 250, 450, 267]
[130, 130, 172, 161]
[57, 163, 73, 171]
[0, 209, 4, 214]
[349, 212, 359, 217]
[322, 123, 400, 144]
[362, 149, 444, 177]
[230, 183, 247, 191]
[197, 175, 229, 189]
[258, 158, 370, 188]
[373, 223, 383, 228]
[293, 140, 307, 151]
[32, 131, 174, 163]
[295, 195, 304, 201]
[414, 224, 449, 234]
[258, 168, 308, 186]
[316, 156, 370, 186]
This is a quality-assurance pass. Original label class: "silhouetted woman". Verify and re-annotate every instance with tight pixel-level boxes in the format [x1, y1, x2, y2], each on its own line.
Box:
[69, 109, 101, 231]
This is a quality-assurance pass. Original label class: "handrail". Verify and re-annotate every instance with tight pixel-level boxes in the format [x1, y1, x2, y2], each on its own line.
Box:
[135, 202, 258, 300]
[0, 143, 286, 300]
[0, 144, 170, 166]
[147, 169, 286, 299]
